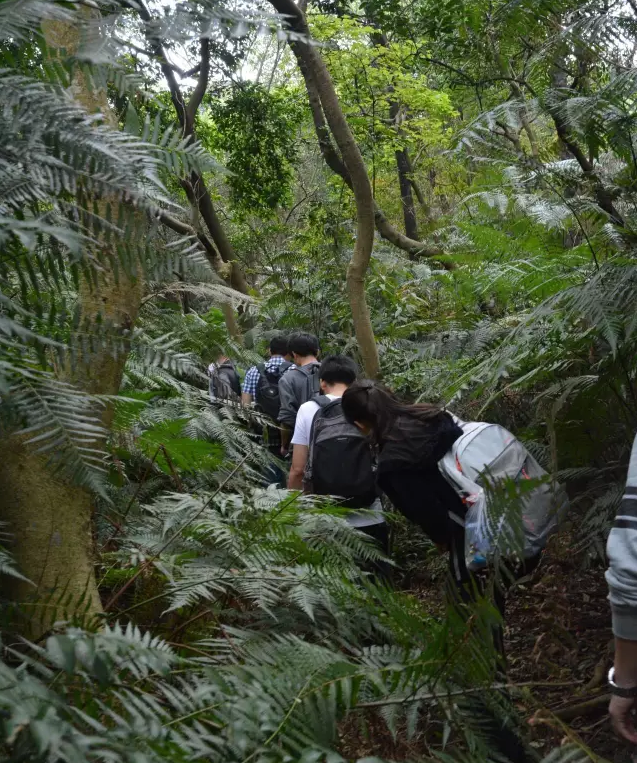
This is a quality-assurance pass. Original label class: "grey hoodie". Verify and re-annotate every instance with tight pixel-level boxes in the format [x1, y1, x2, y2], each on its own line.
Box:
[606, 434, 637, 639]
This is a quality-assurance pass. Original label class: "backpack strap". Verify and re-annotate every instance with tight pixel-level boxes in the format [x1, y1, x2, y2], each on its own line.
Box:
[306, 396, 343, 478]
[314, 395, 342, 414]
[295, 360, 320, 377]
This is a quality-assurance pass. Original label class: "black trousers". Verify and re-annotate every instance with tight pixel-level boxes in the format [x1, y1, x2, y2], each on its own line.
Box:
[360, 521, 392, 584]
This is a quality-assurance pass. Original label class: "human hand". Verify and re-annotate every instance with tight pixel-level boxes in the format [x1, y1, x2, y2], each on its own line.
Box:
[610, 694, 637, 744]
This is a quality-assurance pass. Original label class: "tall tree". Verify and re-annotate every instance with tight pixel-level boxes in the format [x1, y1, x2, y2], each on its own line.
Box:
[133, 0, 251, 339]
[0, 10, 135, 635]
[271, 0, 449, 263]
[268, 0, 380, 376]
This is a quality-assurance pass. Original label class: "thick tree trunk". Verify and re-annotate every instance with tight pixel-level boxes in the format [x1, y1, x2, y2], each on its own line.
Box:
[0, 13, 142, 637]
[269, 0, 380, 376]
[0, 439, 103, 637]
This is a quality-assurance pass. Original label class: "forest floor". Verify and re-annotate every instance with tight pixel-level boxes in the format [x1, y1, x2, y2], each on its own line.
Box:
[341, 530, 632, 762]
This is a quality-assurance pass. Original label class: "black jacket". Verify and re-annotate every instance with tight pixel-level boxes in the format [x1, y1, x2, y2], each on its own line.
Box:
[376, 412, 469, 582]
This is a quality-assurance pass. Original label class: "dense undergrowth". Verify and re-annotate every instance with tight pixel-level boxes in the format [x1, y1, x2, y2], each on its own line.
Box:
[2, 0, 637, 760]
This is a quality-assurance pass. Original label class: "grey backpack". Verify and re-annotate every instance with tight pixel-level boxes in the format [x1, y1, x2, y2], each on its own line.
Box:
[292, 361, 321, 408]
[438, 417, 569, 568]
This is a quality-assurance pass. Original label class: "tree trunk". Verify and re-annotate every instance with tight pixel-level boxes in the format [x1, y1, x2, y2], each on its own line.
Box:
[0, 12, 142, 637]
[221, 302, 242, 341]
[185, 173, 251, 296]
[135, 4, 250, 338]
[269, 0, 380, 376]
[395, 148, 419, 243]
[0, 439, 103, 637]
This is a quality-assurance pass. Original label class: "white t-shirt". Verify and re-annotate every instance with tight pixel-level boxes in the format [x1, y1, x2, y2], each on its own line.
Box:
[290, 394, 384, 528]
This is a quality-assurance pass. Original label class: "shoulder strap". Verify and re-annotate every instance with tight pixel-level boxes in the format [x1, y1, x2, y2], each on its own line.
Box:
[296, 360, 320, 376]
[317, 395, 342, 413]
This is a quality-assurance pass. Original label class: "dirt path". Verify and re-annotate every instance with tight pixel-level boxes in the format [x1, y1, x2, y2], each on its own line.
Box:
[342, 533, 633, 761]
[504, 535, 620, 760]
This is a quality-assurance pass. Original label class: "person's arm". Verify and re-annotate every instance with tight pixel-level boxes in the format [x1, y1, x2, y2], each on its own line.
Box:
[609, 638, 637, 744]
[606, 434, 637, 742]
[241, 366, 258, 407]
[288, 402, 312, 484]
[277, 373, 297, 429]
[377, 469, 453, 546]
[280, 425, 292, 456]
[288, 445, 308, 490]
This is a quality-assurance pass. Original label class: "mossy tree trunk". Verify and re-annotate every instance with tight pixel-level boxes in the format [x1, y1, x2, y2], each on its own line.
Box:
[0, 13, 143, 638]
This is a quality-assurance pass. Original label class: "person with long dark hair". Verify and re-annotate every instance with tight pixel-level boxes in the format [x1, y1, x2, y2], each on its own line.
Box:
[341, 379, 537, 763]
[341, 380, 468, 583]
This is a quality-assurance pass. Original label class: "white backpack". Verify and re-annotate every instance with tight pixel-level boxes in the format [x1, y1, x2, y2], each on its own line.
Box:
[438, 417, 569, 569]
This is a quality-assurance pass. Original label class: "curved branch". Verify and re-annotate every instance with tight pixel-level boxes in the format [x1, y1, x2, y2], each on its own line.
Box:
[272, 2, 450, 264]
[186, 38, 210, 128]
[158, 209, 230, 281]
[548, 101, 624, 227]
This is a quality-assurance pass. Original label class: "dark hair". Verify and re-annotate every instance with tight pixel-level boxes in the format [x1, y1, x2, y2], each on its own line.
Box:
[341, 380, 444, 443]
[288, 332, 319, 358]
[319, 355, 358, 386]
[269, 334, 289, 357]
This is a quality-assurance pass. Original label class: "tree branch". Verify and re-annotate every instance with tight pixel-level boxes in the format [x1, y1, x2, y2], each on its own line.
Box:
[186, 38, 210, 128]
[158, 209, 228, 278]
[134, 0, 188, 131]
[547, 100, 624, 226]
[174, 62, 202, 79]
[269, 0, 452, 266]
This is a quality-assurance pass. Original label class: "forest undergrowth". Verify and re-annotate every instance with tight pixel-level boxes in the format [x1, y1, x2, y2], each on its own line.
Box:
[3, 0, 637, 760]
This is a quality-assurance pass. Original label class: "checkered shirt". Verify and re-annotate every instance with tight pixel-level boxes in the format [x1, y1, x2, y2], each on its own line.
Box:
[242, 355, 290, 396]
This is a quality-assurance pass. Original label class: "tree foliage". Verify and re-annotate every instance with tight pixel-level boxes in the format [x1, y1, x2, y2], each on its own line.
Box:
[1, 0, 635, 759]
[210, 83, 303, 216]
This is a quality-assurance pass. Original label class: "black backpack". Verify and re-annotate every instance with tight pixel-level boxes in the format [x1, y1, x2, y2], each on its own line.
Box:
[255, 361, 293, 420]
[209, 362, 241, 401]
[304, 396, 377, 508]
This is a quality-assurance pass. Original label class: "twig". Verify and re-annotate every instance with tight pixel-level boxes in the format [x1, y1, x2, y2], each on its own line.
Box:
[354, 680, 578, 709]
[551, 693, 610, 721]
[101, 446, 161, 550]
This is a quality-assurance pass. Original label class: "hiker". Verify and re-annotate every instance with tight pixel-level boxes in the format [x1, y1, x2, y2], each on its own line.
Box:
[208, 354, 241, 403]
[242, 334, 292, 485]
[340, 379, 549, 763]
[340, 381, 550, 631]
[241, 334, 291, 410]
[278, 332, 321, 456]
[606, 433, 637, 744]
[287, 355, 387, 554]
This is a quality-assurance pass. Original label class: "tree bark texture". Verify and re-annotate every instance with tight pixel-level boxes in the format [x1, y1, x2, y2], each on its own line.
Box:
[395, 147, 419, 243]
[0, 438, 103, 637]
[0, 12, 143, 636]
